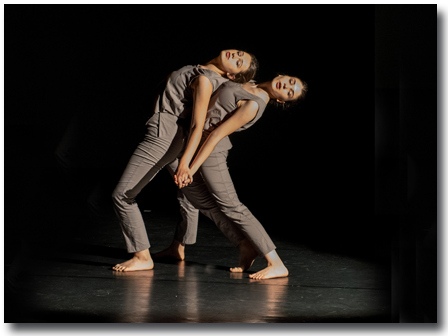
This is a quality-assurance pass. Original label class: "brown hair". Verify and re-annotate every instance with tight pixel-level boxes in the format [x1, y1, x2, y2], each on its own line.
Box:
[231, 51, 259, 84]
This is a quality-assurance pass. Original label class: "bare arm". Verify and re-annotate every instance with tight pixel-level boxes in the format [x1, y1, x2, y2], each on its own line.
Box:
[174, 75, 213, 185]
[188, 100, 259, 178]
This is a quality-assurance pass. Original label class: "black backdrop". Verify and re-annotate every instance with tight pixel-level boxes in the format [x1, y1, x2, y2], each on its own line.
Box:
[5, 5, 376, 245]
[4, 5, 437, 322]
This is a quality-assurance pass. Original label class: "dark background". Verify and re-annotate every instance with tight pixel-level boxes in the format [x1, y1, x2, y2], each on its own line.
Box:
[4, 5, 437, 322]
[5, 5, 375, 248]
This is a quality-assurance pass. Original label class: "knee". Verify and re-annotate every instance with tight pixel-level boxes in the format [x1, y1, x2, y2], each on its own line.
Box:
[178, 199, 198, 212]
[218, 200, 242, 215]
[111, 189, 122, 205]
[112, 188, 135, 206]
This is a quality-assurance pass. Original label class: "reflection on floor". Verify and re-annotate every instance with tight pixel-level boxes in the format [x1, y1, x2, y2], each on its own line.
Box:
[5, 211, 391, 323]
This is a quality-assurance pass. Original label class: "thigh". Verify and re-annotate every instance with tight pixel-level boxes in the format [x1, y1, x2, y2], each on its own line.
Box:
[116, 117, 186, 198]
[165, 159, 217, 210]
[199, 151, 240, 208]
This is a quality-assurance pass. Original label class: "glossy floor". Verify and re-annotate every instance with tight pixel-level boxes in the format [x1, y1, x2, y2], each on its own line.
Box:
[5, 211, 391, 323]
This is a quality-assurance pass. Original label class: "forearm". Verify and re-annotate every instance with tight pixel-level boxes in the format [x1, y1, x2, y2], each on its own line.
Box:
[189, 101, 259, 174]
[177, 75, 212, 169]
[178, 125, 203, 167]
[190, 133, 221, 175]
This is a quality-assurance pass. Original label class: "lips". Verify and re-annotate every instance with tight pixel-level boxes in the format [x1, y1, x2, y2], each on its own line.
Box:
[276, 81, 281, 89]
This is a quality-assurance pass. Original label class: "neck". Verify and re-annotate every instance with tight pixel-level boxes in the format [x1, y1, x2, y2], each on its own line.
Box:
[202, 57, 226, 77]
[256, 81, 276, 100]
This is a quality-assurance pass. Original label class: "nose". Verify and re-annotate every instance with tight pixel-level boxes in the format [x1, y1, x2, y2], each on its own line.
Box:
[232, 53, 241, 61]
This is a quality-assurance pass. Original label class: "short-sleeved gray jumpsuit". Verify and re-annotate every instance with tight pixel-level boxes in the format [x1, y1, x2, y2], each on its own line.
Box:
[165, 81, 277, 257]
[112, 65, 235, 253]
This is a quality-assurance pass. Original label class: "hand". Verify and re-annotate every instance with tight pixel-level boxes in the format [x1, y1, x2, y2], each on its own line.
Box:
[174, 165, 193, 189]
[174, 175, 192, 188]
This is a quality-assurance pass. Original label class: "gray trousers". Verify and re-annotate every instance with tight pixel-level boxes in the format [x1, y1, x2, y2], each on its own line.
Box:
[171, 151, 277, 257]
[112, 112, 245, 253]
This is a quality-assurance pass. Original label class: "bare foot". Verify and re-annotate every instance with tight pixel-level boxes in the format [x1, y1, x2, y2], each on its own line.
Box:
[112, 249, 154, 272]
[152, 240, 185, 261]
[249, 250, 288, 280]
[249, 264, 289, 280]
[230, 238, 258, 273]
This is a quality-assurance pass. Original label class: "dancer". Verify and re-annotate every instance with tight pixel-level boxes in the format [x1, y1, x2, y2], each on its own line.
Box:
[112, 50, 257, 272]
[157, 75, 307, 279]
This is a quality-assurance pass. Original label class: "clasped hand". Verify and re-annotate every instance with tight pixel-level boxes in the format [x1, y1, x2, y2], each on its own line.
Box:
[174, 165, 193, 189]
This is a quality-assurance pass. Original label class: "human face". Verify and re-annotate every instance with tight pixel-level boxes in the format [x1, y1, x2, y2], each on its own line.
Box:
[219, 49, 251, 77]
[271, 75, 303, 103]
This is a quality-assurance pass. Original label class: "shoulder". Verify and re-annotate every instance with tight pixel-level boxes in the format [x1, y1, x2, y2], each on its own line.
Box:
[254, 88, 270, 104]
[191, 74, 213, 90]
[238, 99, 260, 113]
[171, 65, 195, 77]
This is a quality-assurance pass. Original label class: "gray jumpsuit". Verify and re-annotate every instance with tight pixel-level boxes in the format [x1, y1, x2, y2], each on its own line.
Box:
[112, 65, 240, 253]
[166, 81, 276, 257]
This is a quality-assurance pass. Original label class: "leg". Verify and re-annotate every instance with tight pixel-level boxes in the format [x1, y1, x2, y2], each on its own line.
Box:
[200, 151, 288, 279]
[151, 189, 198, 261]
[153, 159, 251, 265]
[111, 149, 156, 272]
[249, 250, 289, 280]
[112, 113, 186, 271]
[167, 159, 247, 246]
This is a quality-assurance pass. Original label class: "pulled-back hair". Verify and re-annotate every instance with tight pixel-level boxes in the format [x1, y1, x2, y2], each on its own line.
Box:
[231, 51, 259, 84]
[269, 76, 308, 110]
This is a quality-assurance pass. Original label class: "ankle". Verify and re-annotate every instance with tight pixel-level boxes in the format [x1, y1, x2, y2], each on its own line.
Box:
[172, 240, 185, 250]
[134, 249, 150, 261]
[268, 259, 285, 268]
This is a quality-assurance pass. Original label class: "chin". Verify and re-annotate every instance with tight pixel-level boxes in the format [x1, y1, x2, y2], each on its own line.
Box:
[220, 51, 228, 66]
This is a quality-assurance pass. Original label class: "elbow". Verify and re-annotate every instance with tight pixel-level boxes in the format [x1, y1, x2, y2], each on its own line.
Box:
[189, 124, 196, 131]
[208, 131, 223, 145]
[189, 122, 204, 134]
[188, 124, 199, 136]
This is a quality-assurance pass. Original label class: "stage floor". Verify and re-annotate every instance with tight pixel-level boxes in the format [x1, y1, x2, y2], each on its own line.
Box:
[5, 210, 391, 323]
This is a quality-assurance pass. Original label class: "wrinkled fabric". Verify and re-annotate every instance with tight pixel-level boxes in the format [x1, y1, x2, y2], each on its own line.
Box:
[112, 65, 229, 253]
[173, 151, 276, 257]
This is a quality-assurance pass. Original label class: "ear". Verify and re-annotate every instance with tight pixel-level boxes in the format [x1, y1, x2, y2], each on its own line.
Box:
[226, 72, 236, 80]
[276, 99, 285, 104]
